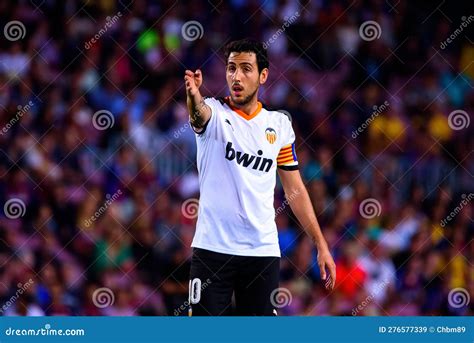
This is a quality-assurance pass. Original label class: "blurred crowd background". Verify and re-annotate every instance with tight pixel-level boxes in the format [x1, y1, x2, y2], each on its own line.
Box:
[0, 0, 473, 316]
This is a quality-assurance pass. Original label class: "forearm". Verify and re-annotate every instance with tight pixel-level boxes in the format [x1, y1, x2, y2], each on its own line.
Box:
[187, 92, 209, 128]
[278, 161, 336, 287]
[286, 184, 329, 250]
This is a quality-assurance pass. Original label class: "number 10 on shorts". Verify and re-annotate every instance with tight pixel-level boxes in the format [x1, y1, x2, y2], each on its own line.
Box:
[189, 278, 202, 304]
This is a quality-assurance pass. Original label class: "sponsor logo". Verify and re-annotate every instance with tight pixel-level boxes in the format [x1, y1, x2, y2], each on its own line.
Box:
[225, 142, 273, 172]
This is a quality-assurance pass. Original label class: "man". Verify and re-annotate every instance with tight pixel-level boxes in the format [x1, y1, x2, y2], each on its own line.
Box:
[184, 38, 336, 316]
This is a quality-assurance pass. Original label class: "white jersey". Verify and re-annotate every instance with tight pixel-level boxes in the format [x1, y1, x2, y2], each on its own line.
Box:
[191, 96, 298, 257]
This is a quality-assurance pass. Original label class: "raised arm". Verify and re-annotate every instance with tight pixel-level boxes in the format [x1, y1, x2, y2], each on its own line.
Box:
[277, 168, 336, 290]
[184, 69, 211, 129]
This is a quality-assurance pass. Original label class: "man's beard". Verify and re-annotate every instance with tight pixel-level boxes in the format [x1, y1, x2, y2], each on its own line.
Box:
[230, 87, 258, 106]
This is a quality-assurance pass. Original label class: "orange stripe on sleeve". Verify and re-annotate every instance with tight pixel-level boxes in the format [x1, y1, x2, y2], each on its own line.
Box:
[277, 157, 295, 165]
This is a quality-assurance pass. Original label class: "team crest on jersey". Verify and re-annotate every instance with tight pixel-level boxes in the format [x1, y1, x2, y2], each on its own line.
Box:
[265, 128, 277, 144]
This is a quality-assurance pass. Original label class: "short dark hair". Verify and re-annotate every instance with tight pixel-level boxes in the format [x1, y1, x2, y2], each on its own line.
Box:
[224, 39, 269, 73]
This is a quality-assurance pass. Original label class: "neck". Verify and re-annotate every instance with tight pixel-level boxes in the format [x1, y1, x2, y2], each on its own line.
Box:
[229, 96, 259, 115]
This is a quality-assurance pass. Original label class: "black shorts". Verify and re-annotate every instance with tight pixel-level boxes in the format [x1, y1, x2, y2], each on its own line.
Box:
[188, 248, 280, 316]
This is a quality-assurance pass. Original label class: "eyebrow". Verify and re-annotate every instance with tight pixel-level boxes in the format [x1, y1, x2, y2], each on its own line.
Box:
[227, 62, 253, 67]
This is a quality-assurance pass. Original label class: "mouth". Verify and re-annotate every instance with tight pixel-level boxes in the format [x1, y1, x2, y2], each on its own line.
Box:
[232, 85, 243, 96]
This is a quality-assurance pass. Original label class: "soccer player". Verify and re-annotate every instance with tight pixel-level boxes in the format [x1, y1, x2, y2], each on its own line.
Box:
[184, 38, 336, 316]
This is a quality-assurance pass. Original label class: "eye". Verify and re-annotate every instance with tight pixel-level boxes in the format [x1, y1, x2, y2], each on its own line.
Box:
[228, 65, 236, 72]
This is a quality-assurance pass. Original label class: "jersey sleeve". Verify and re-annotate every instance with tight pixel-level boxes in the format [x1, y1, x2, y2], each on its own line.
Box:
[190, 97, 218, 136]
[277, 116, 298, 171]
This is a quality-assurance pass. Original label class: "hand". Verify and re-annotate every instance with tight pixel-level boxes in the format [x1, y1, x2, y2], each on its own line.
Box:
[184, 69, 203, 97]
[317, 247, 336, 290]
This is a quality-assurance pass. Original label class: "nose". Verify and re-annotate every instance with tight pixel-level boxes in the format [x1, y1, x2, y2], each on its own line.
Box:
[232, 68, 241, 82]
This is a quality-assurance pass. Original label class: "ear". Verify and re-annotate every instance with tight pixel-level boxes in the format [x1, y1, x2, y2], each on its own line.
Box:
[259, 68, 269, 85]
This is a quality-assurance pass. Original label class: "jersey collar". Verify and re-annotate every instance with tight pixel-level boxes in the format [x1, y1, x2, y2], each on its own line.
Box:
[224, 96, 262, 121]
